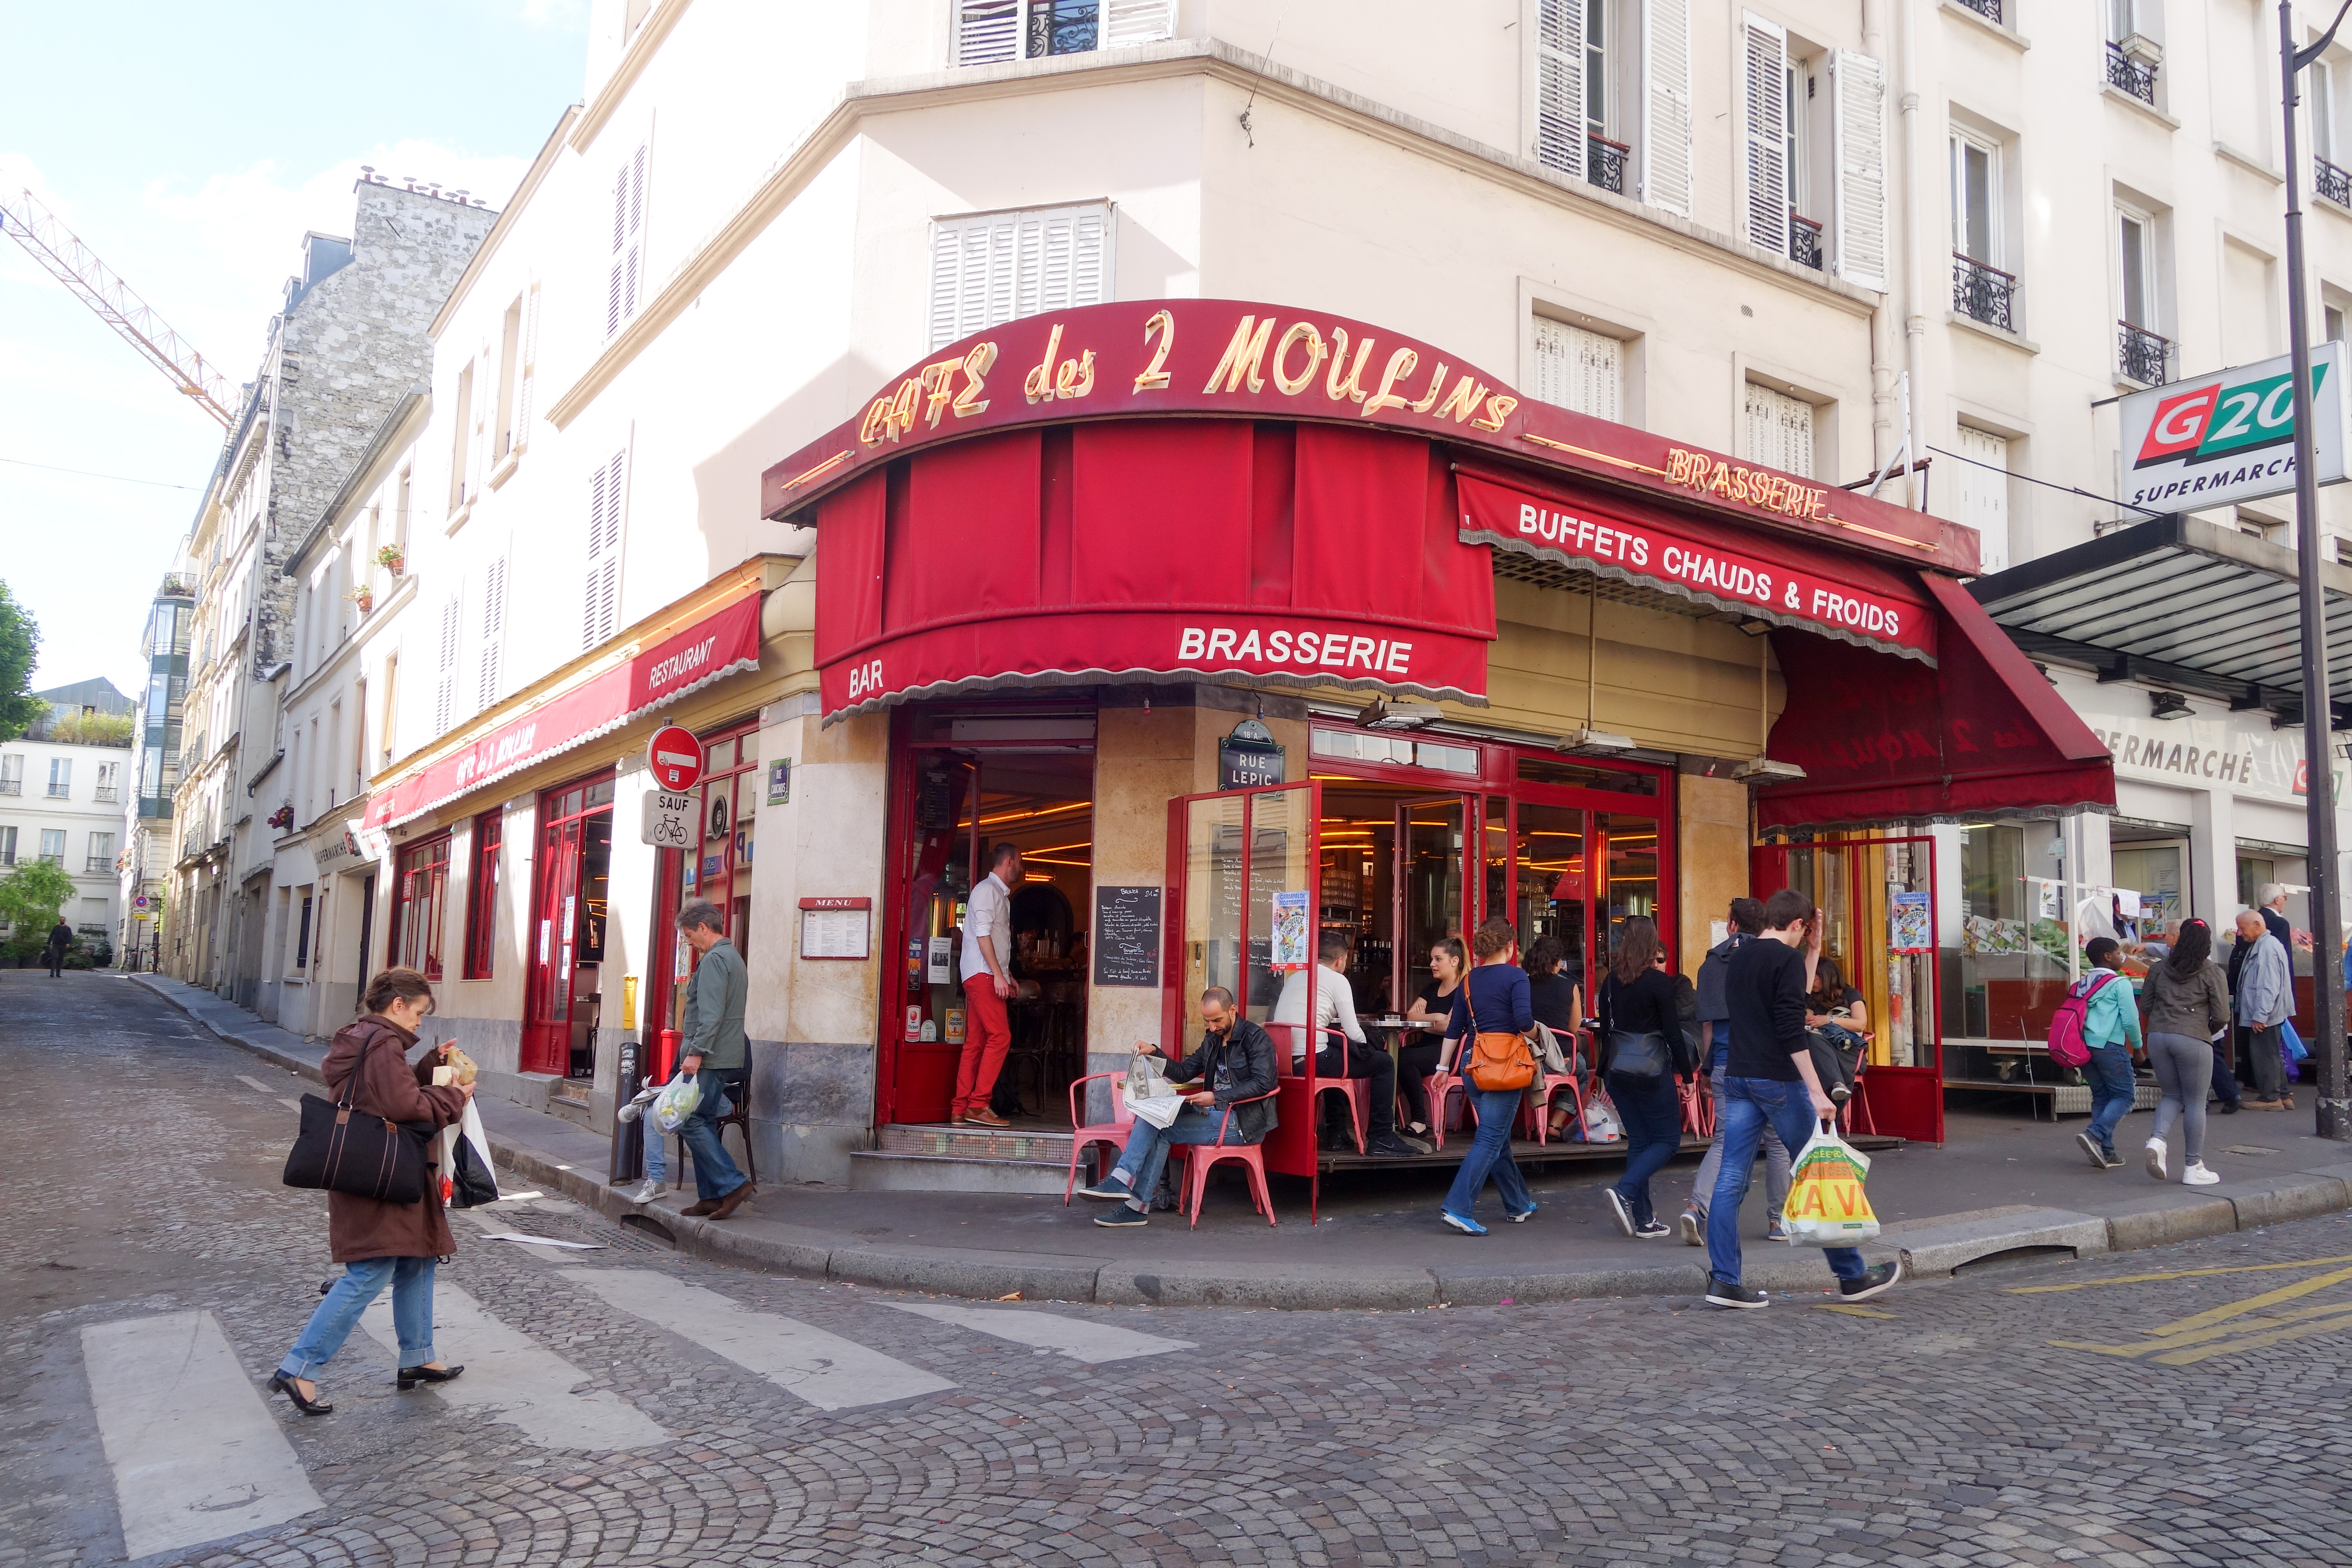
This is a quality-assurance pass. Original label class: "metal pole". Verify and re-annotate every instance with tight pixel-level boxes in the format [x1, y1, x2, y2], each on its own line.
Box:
[2280, 0, 2350, 1139]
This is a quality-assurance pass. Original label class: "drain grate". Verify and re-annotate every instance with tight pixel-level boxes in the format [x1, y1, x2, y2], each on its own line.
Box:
[493, 1204, 667, 1254]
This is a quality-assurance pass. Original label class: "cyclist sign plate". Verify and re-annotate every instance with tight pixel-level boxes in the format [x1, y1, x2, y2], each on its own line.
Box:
[2116, 342, 2345, 513]
[641, 789, 694, 849]
[648, 724, 704, 790]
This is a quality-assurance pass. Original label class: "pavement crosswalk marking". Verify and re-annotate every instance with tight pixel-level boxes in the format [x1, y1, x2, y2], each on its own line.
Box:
[887, 1301, 1196, 1363]
[80, 1311, 322, 1560]
[2006, 1253, 2352, 1293]
[2048, 1261, 2352, 1364]
[561, 1268, 955, 1411]
[234, 1074, 276, 1094]
[358, 1283, 666, 1451]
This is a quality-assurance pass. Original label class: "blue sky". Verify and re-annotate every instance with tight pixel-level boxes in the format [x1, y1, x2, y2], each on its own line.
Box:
[2, 1, 591, 696]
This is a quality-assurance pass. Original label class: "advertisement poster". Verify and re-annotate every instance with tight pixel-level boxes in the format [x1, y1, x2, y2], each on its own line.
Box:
[1889, 892, 1932, 954]
[1269, 890, 1311, 972]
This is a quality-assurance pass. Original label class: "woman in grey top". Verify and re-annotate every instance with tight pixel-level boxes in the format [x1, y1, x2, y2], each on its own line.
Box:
[2139, 917, 2230, 1186]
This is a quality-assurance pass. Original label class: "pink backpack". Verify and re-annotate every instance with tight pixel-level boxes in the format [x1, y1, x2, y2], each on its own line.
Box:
[2046, 972, 2118, 1069]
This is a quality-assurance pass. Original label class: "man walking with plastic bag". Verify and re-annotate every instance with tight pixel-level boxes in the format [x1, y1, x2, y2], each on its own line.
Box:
[1703, 888, 1900, 1310]
[671, 900, 753, 1219]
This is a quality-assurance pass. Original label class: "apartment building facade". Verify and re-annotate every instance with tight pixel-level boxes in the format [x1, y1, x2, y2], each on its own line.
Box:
[119, 576, 194, 968]
[1, 683, 133, 948]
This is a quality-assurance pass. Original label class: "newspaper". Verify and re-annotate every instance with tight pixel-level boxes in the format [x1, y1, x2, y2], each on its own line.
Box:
[1125, 1055, 1188, 1129]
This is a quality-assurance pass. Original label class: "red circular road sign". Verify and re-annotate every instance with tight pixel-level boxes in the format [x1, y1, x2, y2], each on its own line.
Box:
[648, 724, 705, 791]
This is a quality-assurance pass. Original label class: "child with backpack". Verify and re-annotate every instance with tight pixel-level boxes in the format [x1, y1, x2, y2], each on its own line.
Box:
[2052, 937, 2144, 1168]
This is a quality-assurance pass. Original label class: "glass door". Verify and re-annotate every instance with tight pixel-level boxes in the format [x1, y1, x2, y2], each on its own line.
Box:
[1397, 797, 1468, 978]
[521, 772, 615, 1078]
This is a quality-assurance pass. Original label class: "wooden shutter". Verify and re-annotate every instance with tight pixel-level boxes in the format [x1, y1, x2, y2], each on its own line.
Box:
[1531, 317, 1621, 420]
[515, 283, 540, 449]
[583, 451, 625, 651]
[1535, 0, 1586, 180]
[433, 591, 462, 738]
[477, 555, 508, 709]
[955, 0, 1021, 64]
[1831, 49, 1889, 291]
[928, 203, 1111, 349]
[1103, 0, 1174, 46]
[1954, 428, 2011, 573]
[1743, 383, 1813, 478]
[606, 145, 646, 338]
[1742, 14, 1788, 256]
[1640, 0, 1693, 216]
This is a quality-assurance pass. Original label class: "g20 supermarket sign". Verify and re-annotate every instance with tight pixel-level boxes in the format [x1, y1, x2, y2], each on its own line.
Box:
[2118, 343, 2345, 513]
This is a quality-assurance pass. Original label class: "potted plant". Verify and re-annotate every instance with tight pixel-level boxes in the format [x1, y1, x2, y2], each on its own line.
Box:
[375, 544, 406, 576]
[347, 585, 374, 613]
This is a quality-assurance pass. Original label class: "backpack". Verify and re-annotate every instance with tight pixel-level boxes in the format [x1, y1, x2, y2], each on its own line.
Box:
[2046, 972, 2118, 1069]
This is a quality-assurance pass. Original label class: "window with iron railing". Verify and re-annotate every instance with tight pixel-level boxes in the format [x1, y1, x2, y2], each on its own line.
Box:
[2119, 319, 2171, 384]
[1587, 134, 1629, 195]
[1790, 215, 1824, 270]
[1952, 0, 2002, 21]
[2106, 42, 2158, 104]
[2319, 157, 2352, 208]
[1954, 253, 2019, 331]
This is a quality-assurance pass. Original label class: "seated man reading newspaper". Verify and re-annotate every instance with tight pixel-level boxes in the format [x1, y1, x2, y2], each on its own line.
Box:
[1076, 986, 1279, 1226]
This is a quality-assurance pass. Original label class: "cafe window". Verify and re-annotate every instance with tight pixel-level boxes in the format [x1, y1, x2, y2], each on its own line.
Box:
[388, 832, 452, 980]
[1309, 728, 1480, 775]
[463, 808, 502, 980]
[1515, 753, 1660, 796]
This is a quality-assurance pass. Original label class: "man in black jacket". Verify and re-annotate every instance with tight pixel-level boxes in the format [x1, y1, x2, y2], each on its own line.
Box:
[1079, 986, 1278, 1226]
[44, 919, 73, 977]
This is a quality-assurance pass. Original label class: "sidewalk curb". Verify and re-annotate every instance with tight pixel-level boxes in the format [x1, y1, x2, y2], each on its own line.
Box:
[138, 973, 2352, 1309]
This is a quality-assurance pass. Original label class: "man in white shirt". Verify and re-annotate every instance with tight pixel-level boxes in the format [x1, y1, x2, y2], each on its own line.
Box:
[954, 842, 1022, 1127]
[1271, 931, 1417, 1156]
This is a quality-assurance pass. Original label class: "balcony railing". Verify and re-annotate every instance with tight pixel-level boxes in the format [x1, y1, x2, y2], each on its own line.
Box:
[0, 778, 17, 796]
[45, 784, 70, 799]
[2320, 156, 2352, 207]
[86, 854, 112, 873]
[2106, 42, 2158, 105]
[2119, 319, 2172, 385]
[1587, 134, 1629, 196]
[1951, 0, 2002, 20]
[1953, 253, 2019, 331]
[94, 786, 119, 803]
[1791, 215, 1825, 271]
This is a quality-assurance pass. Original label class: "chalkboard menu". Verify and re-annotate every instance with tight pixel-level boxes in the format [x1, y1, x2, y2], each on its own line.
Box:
[1092, 885, 1163, 988]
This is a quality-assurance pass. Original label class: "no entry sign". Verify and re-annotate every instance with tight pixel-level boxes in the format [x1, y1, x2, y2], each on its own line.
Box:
[648, 725, 704, 790]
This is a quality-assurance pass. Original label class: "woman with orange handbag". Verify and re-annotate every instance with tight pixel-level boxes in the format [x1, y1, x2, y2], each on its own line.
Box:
[1436, 917, 1537, 1235]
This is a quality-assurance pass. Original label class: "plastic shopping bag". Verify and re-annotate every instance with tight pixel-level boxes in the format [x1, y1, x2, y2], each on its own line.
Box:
[1577, 1090, 1622, 1144]
[438, 1100, 501, 1209]
[2282, 1019, 2310, 1062]
[652, 1074, 702, 1134]
[1780, 1120, 1880, 1245]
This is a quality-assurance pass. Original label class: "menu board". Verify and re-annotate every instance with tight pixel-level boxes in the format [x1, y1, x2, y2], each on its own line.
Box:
[1092, 885, 1162, 988]
[799, 897, 872, 960]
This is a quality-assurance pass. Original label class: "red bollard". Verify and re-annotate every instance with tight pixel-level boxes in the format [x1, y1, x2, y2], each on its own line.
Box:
[654, 1026, 680, 1084]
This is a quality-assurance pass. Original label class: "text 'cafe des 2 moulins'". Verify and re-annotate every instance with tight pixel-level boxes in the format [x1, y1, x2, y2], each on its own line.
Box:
[754, 296, 2116, 1184]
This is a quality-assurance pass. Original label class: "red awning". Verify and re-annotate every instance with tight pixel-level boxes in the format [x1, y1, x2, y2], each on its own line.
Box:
[1754, 574, 2115, 830]
[365, 591, 765, 830]
[1455, 471, 1936, 663]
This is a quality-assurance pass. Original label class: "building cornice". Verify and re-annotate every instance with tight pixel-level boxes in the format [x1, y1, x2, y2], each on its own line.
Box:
[430, 106, 583, 340]
[570, 0, 694, 155]
[547, 37, 1879, 433]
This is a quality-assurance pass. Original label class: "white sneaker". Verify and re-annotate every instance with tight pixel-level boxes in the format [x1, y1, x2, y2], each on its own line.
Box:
[2182, 1162, 2221, 1186]
[616, 1084, 661, 1123]
[2143, 1138, 2167, 1181]
[625, 1178, 663, 1204]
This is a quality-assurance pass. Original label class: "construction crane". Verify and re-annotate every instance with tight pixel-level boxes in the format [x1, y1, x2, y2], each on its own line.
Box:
[1, 187, 234, 427]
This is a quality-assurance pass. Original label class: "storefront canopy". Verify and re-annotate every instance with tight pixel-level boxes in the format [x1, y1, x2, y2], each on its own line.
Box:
[1967, 513, 2352, 722]
[1754, 575, 2116, 831]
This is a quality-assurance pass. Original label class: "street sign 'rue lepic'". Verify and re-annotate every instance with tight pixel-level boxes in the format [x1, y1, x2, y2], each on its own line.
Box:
[2117, 341, 2347, 513]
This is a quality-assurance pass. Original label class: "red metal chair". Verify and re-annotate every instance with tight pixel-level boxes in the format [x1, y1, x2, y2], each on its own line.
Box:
[1423, 1071, 1469, 1151]
[1315, 1072, 1371, 1154]
[1063, 1069, 1133, 1204]
[1528, 1072, 1586, 1143]
[1170, 1089, 1280, 1227]
[1839, 1065, 1878, 1136]
[1677, 1072, 1708, 1136]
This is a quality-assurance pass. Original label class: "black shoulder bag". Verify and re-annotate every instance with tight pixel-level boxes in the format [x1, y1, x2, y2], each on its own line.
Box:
[282, 1031, 434, 1204]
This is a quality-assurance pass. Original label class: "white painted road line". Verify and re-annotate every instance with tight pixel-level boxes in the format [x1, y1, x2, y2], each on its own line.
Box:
[562, 1268, 956, 1411]
[234, 1074, 278, 1095]
[278, 1097, 303, 1111]
[359, 1283, 666, 1451]
[80, 1311, 322, 1560]
[888, 1302, 1196, 1364]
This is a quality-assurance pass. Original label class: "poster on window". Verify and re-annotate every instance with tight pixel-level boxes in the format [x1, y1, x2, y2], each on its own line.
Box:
[1268, 890, 1311, 972]
[1889, 892, 1932, 954]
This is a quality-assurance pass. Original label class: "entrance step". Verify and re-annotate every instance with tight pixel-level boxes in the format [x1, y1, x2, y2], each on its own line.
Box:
[850, 1151, 1090, 1195]
[544, 1078, 593, 1129]
[875, 1123, 1075, 1164]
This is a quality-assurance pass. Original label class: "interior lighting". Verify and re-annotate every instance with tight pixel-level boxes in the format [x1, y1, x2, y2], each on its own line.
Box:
[1731, 757, 1808, 783]
[1559, 729, 1637, 756]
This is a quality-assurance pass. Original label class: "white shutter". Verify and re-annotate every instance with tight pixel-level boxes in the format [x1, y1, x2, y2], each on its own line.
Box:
[1954, 428, 2011, 573]
[515, 283, 539, 448]
[1535, 0, 1587, 181]
[928, 203, 1112, 348]
[1640, 0, 1694, 216]
[477, 555, 508, 709]
[433, 591, 461, 738]
[606, 146, 646, 338]
[955, 0, 1020, 64]
[1744, 383, 1814, 477]
[583, 450, 625, 650]
[1102, 0, 1174, 46]
[1742, 14, 1788, 256]
[1831, 49, 1889, 291]
[1531, 317, 1621, 421]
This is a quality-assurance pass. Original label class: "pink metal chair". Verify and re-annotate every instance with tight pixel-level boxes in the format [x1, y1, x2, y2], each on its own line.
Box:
[1170, 1089, 1279, 1227]
[1528, 1072, 1586, 1143]
[1423, 1071, 1468, 1151]
[1316, 1074, 1371, 1154]
[1063, 1069, 1133, 1203]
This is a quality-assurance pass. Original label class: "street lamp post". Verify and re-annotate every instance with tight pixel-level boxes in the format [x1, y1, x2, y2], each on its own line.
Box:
[2279, 0, 2351, 1141]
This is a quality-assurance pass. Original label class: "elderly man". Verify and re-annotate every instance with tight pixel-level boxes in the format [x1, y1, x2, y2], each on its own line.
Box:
[2234, 908, 2294, 1112]
[1078, 987, 1279, 1226]
[673, 900, 754, 1218]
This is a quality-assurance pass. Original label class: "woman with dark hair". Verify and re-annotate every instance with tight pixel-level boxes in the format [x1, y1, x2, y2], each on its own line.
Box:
[268, 968, 472, 1415]
[2140, 917, 2230, 1185]
[1804, 955, 1869, 1054]
[1400, 936, 1467, 1140]
[1596, 916, 1683, 1240]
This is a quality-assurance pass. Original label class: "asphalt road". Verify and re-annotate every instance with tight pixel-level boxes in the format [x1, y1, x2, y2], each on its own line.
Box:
[6, 971, 2351, 1568]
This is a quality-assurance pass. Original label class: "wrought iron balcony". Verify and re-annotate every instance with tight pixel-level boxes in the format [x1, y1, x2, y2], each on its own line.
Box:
[93, 786, 119, 803]
[1790, 215, 1824, 271]
[2106, 42, 2158, 105]
[46, 784, 70, 799]
[2118, 319, 2171, 385]
[1587, 134, 1629, 196]
[1951, 0, 2002, 20]
[2319, 156, 2352, 208]
[0, 778, 17, 796]
[86, 853, 112, 873]
[1953, 253, 2018, 331]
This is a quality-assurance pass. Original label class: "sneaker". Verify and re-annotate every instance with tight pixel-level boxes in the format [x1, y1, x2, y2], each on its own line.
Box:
[1367, 1133, 1421, 1158]
[1838, 1259, 1903, 1302]
[1093, 1203, 1148, 1227]
[616, 1085, 661, 1123]
[2101, 1146, 2125, 1169]
[1678, 1206, 1704, 1246]
[623, 1178, 662, 1205]
[2182, 1161, 2222, 1186]
[1765, 1220, 1789, 1243]
[1441, 1210, 1488, 1236]
[2076, 1131, 2109, 1169]
[1633, 1219, 1673, 1240]
[2216, 1099, 2243, 1115]
[1076, 1176, 1134, 1203]
[1506, 1202, 1538, 1224]
[2144, 1138, 2168, 1181]
[1705, 1277, 1769, 1310]
[1604, 1189, 1637, 1237]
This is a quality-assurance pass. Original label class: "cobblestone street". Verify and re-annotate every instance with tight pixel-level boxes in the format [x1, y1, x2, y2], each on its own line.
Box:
[7, 973, 2351, 1568]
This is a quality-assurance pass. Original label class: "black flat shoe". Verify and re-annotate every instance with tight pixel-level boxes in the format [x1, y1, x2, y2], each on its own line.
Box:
[268, 1372, 334, 1415]
[397, 1363, 465, 1391]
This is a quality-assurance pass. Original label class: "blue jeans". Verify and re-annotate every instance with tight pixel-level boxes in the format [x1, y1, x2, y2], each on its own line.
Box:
[1443, 1087, 1534, 1219]
[679, 1069, 748, 1201]
[1112, 1103, 1247, 1200]
[278, 1256, 436, 1378]
[2083, 1045, 2135, 1153]
[1707, 1076, 1864, 1286]
[1606, 1071, 1682, 1227]
[640, 1080, 736, 1182]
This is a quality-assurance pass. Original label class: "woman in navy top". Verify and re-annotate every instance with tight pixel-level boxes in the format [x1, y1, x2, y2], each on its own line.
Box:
[1436, 917, 1537, 1235]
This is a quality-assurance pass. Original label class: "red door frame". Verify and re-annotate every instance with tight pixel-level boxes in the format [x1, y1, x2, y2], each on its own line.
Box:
[644, 716, 763, 1057]
[521, 769, 614, 1077]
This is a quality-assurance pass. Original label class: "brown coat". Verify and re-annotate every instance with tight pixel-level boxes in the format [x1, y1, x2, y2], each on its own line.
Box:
[321, 1016, 468, 1265]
